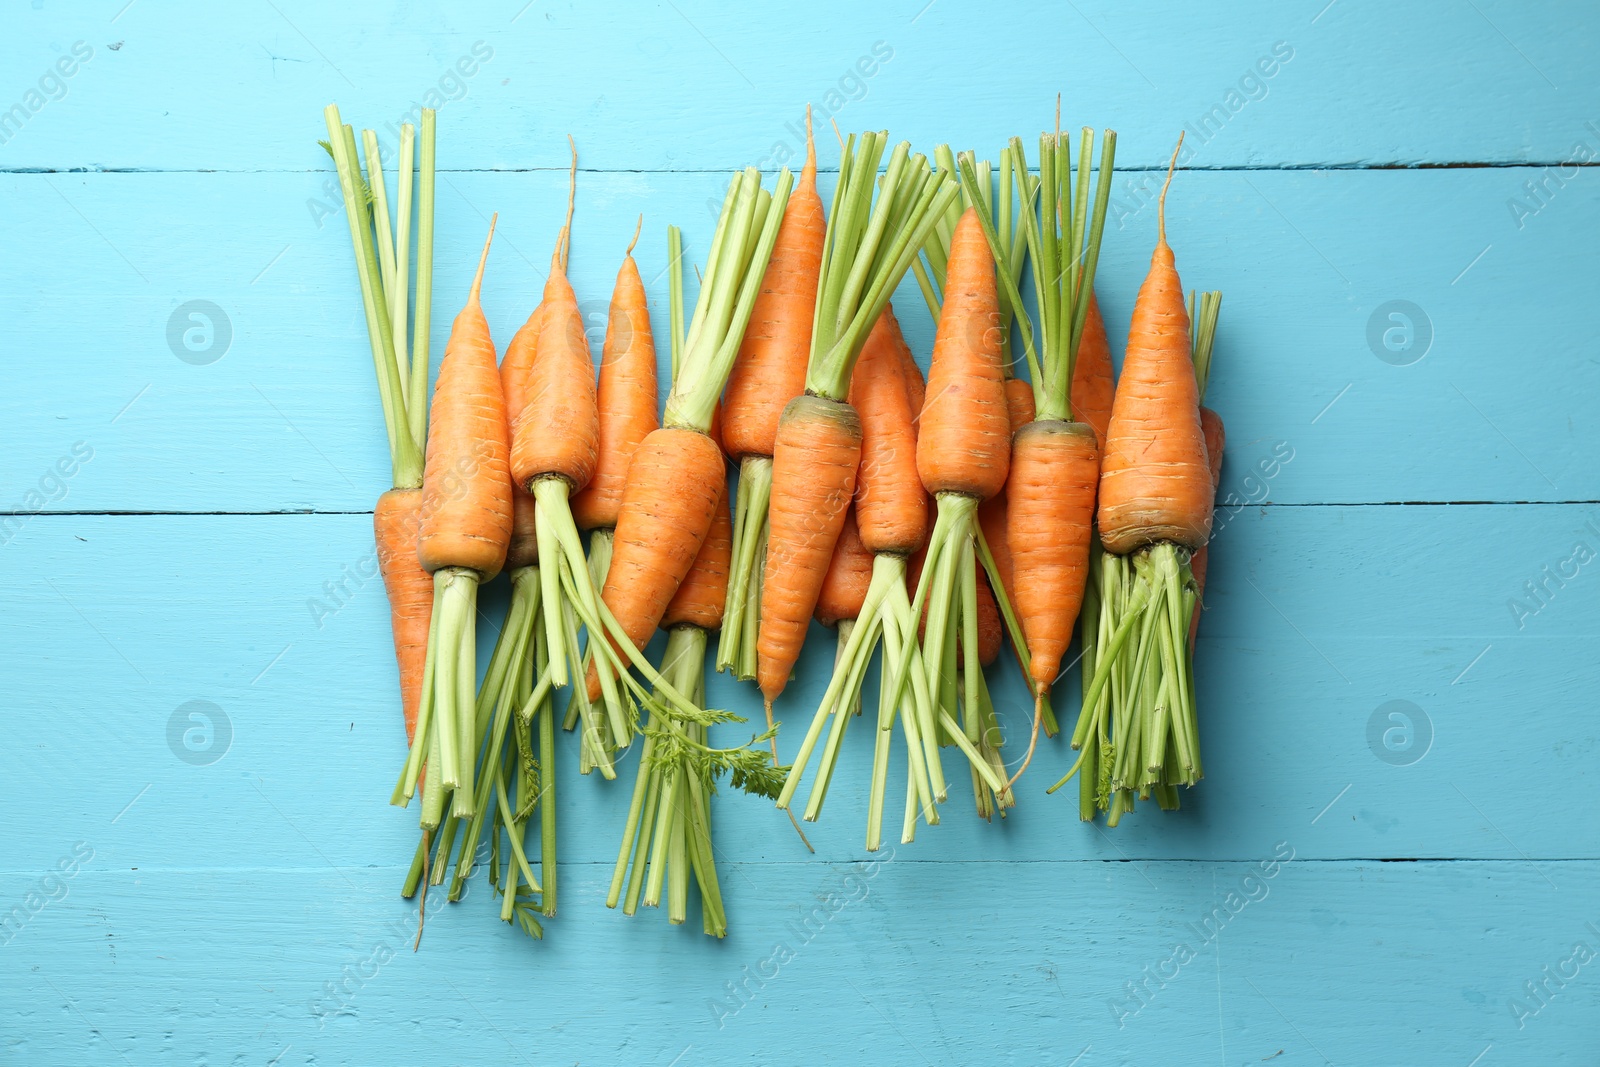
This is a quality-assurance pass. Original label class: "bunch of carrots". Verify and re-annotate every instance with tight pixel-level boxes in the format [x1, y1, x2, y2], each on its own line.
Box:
[326, 101, 1230, 943]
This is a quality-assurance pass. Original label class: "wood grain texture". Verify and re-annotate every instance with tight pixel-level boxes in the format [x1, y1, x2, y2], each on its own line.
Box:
[5, 1, 1599, 1062]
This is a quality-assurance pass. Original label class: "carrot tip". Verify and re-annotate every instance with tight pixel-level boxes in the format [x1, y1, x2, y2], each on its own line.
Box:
[1158, 132, 1184, 245]
[469, 215, 497, 303]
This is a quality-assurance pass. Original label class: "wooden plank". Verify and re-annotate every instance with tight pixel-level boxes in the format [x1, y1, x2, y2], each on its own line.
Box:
[4, 167, 1597, 515]
[2, 861, 1592, 1063]
[2, 1, 1596, 171]
[5, 505, 1595, 875]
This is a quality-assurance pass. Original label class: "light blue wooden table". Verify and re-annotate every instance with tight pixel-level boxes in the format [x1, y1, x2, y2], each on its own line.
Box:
[5, 2, 1598, 1063]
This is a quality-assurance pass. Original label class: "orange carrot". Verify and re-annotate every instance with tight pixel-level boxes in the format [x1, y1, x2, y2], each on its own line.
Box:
[1072, 293, 1115, 447]
[902, 205, 1013, 805]
[585, 167, 795, 709]
[1058, 137, 1214, 817]
[720, 113, 824, 461]
[1003, 376, 1036, 433]
[572, 236, 660, 532]
[950, 127, 1118, 789]
[417, 221, 513, 578]
[1096, 186, 1210, 555]
[851, 306, 928, 557]
[778, 303, 944, 833]
[500, 303, 543, 571]
[758, 395, 862, 702]
[404, 219, 513, 827]
[375, 488, 432, 742]
[510, 270, 599, 495]
[813, 507, 875, 629]
[762, 130, 957, 836]
[663, 480, 733, 631]
[1008, 422, 1099, 688]
[717, 110, 827, 678]
[588, 428, 728, 700]
[917, 211, 1011, 500]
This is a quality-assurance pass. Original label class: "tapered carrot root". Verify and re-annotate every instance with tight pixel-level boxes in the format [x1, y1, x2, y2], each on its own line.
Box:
[1096, 244, 1211, 554]
[1009, 421, 1100, 689]
[375, 487, 432, 742]
[758, 394, 863, 704]
[1071, 293, 1115, 446]
[572, 253, 659, 531]
[851, 308, 927, 556]
[663, 481, 732, 631]
[813, 509, 875, 629]
[588, 428, 726, 700]
[511, 269, 600, 493]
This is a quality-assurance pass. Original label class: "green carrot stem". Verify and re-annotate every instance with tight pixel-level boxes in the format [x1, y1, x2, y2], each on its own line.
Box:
[322, 105, 419, 484]
[407, 110, 436, 464]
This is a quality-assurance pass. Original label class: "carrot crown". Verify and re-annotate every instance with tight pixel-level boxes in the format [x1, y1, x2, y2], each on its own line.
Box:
[663, 167, 795, 433]
[959, 123, 1118, 424]
[322, 103, 437, 490]
[804, 131, 959, 400]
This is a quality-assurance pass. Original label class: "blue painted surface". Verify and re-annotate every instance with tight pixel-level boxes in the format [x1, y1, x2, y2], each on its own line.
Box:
[4, 2, 1599, 1064]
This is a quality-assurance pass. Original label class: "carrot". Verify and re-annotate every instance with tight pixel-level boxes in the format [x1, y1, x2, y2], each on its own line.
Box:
[571, 223, 660, 534]
[717, 110, 826, 680]
[949, 125, 1118, 793]
[1008, 422, 1099, 686]
[323, 106, 435, 769]
[813, 506, 875, 629]
[778, 306, 945, 842]
[1055, 139, 1218, 823]
[584, 452, 724, 703]
[1096, 197, 1210, 552]
[375, 489, 433, 742]
[500, 302, 543, 573]
[1072, 293, 1115, 447]
[442, 172, 581, 920]
[758, 395, 861, 699]
[586, 171, 793, 712]
[758, 131, 955, 725]
[401, 218, 513, 831]
[608, 228, 792, 930]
